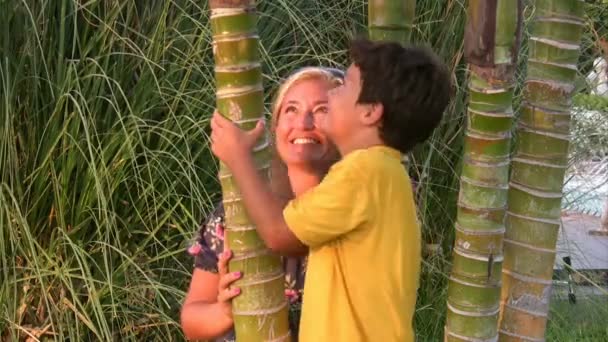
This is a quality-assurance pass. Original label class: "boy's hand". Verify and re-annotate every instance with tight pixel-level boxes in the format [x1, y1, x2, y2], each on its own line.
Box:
[210, 111, 266, 169]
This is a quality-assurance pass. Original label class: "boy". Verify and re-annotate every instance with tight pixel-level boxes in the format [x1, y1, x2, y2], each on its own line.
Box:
[210, 38, 451, 341]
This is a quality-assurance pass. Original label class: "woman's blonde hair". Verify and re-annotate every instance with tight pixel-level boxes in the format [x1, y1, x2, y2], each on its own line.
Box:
[268, 67, 344, 203]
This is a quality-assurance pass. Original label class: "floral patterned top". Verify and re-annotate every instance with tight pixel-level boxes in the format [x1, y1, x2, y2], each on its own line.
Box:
[187, 204, 307, 342]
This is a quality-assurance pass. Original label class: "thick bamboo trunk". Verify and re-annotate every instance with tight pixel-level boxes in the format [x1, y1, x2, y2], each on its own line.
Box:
[209, 1, 291, 341]
[499, 1, 585, 341]
[445, 1, 522, 341]
[368, 0, 415, 43]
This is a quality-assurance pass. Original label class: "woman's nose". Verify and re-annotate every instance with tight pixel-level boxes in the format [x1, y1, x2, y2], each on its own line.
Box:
[296, 111, 315, 130]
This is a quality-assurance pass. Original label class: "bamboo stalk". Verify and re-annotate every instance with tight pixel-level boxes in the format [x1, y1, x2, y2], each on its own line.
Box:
[445, 1, 523, 341]
[368, 0, 416, 43]
[499, 1, 585, 340]
[209, 1, 291, 341]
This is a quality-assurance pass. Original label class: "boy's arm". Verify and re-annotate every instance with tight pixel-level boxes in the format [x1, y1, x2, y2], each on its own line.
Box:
[209, 113, 306, 255]
[229, 153, 308, 255]
[209, 112, 365, 252]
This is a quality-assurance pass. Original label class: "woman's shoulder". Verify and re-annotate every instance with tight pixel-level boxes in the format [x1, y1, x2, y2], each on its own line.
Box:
[187, 203, 226, 272]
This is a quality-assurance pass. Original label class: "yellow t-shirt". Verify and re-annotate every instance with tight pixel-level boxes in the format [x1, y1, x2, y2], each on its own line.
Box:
[284, 145, 421, 342]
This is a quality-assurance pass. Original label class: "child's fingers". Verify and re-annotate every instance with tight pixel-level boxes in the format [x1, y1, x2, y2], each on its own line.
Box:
[247, 119, 266, 145]
[210, 111, 225, 129]
[252, 119, 265, 135]
[213, 111, 231, 127]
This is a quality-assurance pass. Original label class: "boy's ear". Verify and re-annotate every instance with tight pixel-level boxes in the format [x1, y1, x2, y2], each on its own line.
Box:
[360, 103, 383, 126]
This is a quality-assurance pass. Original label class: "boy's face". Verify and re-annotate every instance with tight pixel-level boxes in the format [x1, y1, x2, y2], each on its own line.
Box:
[325, 63, 367, 150]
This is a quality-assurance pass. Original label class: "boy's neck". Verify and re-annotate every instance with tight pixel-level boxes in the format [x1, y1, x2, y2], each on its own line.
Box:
[287, 166, 325, 196]
[337, 132, 385, 157]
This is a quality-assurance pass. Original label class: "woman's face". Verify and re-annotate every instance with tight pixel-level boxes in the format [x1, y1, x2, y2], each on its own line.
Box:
[275, 77, 338, 168]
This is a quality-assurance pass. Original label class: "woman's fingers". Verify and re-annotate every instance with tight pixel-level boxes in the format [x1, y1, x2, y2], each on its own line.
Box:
[216, 249, 242, 303]
[217, 250, 232, 277]
[219, 271, 242, 290]
[217, 286, 241, 303]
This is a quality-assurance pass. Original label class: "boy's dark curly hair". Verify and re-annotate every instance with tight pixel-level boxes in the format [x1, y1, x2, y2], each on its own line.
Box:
[349, 38, 452, 153]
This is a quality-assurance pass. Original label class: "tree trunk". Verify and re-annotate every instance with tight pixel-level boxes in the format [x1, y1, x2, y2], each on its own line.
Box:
[445, 1, 522, 341]
[209, 1, 291, 341]
[499, 1, 585, 340]
[368, 0, 415, 43]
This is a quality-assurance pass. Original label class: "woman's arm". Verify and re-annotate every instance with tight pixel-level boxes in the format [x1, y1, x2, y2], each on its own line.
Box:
[181, 251, 242, 340]
[181, 205, 242, 340]
[181, 269, 232, 340]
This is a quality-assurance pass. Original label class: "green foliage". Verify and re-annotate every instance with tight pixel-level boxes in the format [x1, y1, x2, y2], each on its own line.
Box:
[574, 93, 608, 112]
[570, 95, 608, 162]
[0, 0, 606, 341]
[546, 297, 608, 341]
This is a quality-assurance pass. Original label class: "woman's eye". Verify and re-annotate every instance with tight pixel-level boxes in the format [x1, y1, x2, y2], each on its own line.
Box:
[315, 106, 329, 114]
[284, 106, 297, 114]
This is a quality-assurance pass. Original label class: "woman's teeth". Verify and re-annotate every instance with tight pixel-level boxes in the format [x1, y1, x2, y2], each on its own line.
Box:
[292, 138, 318, 145]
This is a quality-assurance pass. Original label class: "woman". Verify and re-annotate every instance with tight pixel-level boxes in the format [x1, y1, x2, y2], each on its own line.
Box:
[181, 67, 344, 341]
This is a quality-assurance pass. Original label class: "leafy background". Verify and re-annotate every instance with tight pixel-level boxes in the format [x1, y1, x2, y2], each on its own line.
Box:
[1, 1, 606, 340]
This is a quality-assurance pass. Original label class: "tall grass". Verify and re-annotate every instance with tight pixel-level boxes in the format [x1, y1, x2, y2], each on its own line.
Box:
[0, 0, 606, 341]
[1, 1, 218, 340]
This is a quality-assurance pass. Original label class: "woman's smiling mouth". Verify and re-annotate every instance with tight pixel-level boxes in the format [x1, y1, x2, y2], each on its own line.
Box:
[291, 138, 320, 145]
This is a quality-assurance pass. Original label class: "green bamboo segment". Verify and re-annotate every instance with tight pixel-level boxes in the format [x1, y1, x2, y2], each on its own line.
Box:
[459, 179, 508, 209]
[217, 89, 265, 123]
[527, 40, 581, 66]
[448, 73, 512, 341]
[468, 110, 513, 134]
[216, 67, 263, 90]
[493, 0, 521, 64]
[446, 306, 501, 341]
[505, 214, 560, 249]
[500, 272, 552, 341]
[224, 226, 268, 252]
[510, 159, 566, 192]
[446, 0, 522, 340]
[452, 249, 503, 284]
[524, 81, 575, 111]
[513, 130, 570, 165]
[229, 252, 284, 275]
[518, 105, 571, 135]
[449, 278, 502, 311]
[529, 18, 584, 44]
[455, 225, 505, 255]
[461, 159, 510, 189]
[463, 133, 511, 161]
[368, 1, 415, 43]
[502, 241, 556, 278]
[535, 0, 585, 18]
[210, 1, 291, 341]
[213, 37, 259, 66]
[232, 273, 287, 313]
[508, 184, 563, 220]
[458, 205, 505, 231]
[499, 0, 585, 340]
[234, 306, 292, 340]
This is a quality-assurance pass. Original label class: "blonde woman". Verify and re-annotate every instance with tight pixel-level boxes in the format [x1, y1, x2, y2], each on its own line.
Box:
[180, 67, 344, 341]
